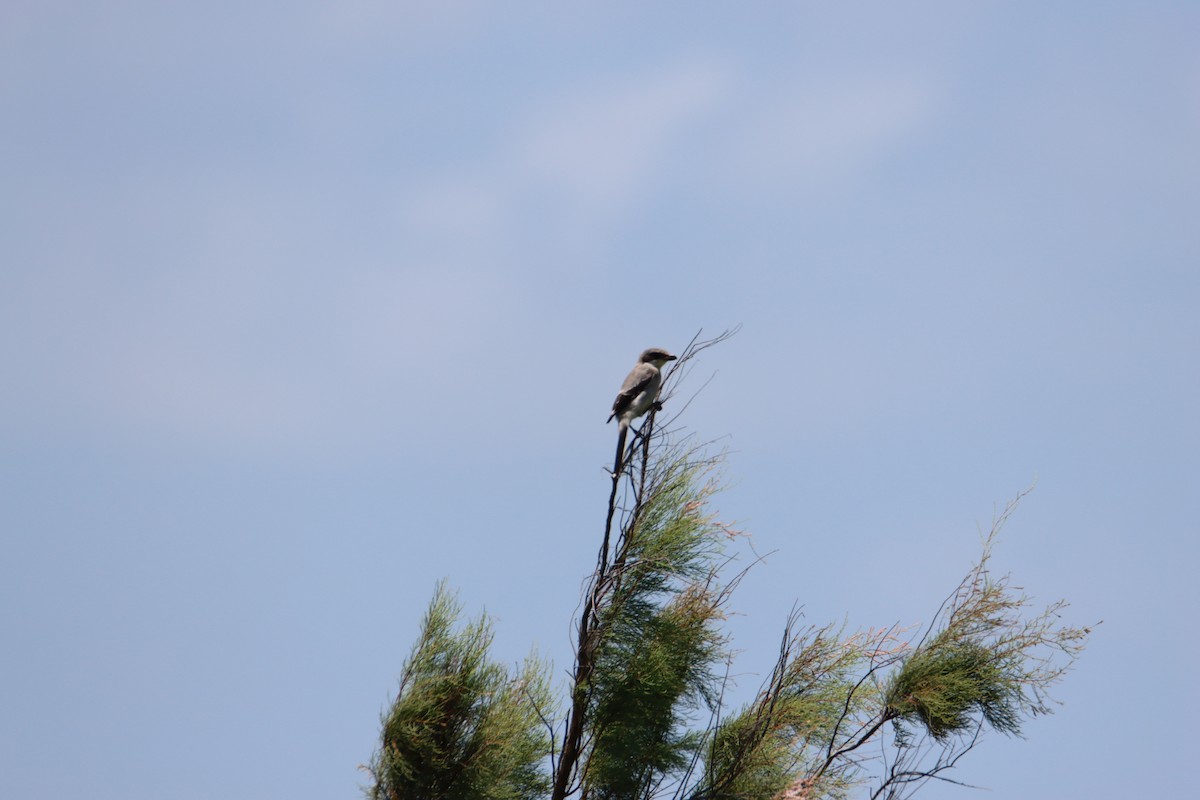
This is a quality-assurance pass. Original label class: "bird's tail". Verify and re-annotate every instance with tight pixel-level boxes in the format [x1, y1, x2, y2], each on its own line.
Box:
[613, 421, 629, 477]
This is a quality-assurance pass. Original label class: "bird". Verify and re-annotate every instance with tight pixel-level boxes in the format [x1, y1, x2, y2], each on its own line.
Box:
[608, 347, 677, 476]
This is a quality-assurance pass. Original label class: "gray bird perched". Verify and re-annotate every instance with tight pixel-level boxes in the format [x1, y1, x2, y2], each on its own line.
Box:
[608, 347, 677, 476]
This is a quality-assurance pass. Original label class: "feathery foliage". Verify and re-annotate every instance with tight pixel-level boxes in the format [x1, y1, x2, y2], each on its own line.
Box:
[698, 621, 882, 800]
[367, 583, 551, 800]
[884, 508, 1091, 748]
[366, 331, 1092, 800]
[586, 445, 732, 799]
[886, 637, 1016, 741]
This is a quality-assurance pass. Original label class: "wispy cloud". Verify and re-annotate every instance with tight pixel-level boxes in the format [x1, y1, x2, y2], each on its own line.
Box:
[1, 55, 942, 453]
[729, 74, 942, 191]
[508, 59, 734, 215]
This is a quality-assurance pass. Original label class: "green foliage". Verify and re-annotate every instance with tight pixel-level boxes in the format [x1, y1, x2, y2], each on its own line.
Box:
[699, 624, 868, 800]
[585, 450, 731, 799]
[703, 704, 796, 800]
[588, 587, 722, 798]
[367, 583, 551, 800]
[885, 635, 1019, 741]
[367, 357, 1092, 800]
[883, 509, 1093, 749]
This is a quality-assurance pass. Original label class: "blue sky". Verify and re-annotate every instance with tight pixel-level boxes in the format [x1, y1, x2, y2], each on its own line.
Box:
[2, 2, 1197, 798]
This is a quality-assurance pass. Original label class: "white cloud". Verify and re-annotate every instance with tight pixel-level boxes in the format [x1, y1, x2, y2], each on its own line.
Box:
[508, 59, 734, 215]
[0, 162, 517, 453]
[1, 52, 941, 456]
[395, 174, 509, 247]
[369, 57, 736, 271]
[308, 0, 496, 50]
[390, 64, 938, 244]
[731, 75, 941, 189]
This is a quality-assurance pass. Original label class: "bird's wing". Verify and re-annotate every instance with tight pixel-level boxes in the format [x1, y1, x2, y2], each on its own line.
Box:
[610, 363, 658, 417]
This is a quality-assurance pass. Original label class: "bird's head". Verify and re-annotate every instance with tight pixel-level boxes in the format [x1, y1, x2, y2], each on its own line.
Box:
[639, 347, 677, 368]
